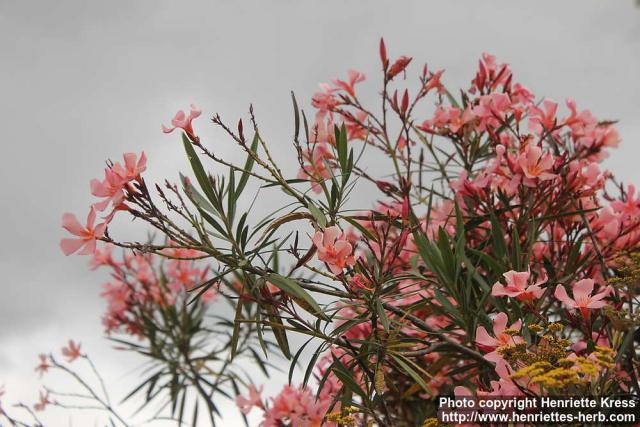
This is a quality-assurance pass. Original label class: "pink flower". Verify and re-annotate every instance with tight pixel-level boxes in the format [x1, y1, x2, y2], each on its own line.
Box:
[60, 207, 107, 256]
[35, 354, 50, 377]
[91, 152, 147, 211]
[475, 313, 523, 363]
[91, 168, 126, 211]
[312, 226, 356, 275]
[236, 384, 264, 414]
[264, 385, 332, 427]
[472, 93, 512, 131]
[425, 69, 445, 94]
[454, 362, 522, 398]
[311, 83, 340, 114]
[90, 243, 116, 269]
[111, 152, 147, 182]
[517, 144, 556, 184]
[528, 99, 558, 134]
[387, 56, 412, 80]
[612, 184, 640, 220]
[472, 53, 512, 93]
[492, 270, 546, 303]
[421, 106, 470, 133]
[590, 206, 621, 242]
[34, 390, 50, 412]
[297, 143, 334, 193]
[332, 69, 366, 97]
[554, 279, 611, 318]
[344, 109, 369, 141]
[61, 340, 82, 363]
[350, 274, 373, 292]
[162, 104, 201, 141]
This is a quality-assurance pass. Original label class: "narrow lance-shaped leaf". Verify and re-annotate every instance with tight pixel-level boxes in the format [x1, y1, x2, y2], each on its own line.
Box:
[307, 200, 327, 228]
[182, 133, 218, 207]
[235, 133, 259, 198]
[266, 273, 329, 321]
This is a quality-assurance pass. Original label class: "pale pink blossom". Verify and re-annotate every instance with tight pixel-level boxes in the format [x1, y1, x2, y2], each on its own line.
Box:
[475, 313, 523, 363]
[34, 390, 50, 412]
[454, 361, 522, 397]
[60, 208, 107, 256]
[492, 270, 546, 303]
[312, 226, 356, 275]
[310, 115, 336, 146]
[111, 152, 147, 182]
[345, 109, 369, 141]
[528, 99, 558, 134]
[311, 83, 340, 114]
[263, 385, 332, 427]
[236, 384, 264, 414]
[90, 243, 116, 269]
[420, 106, 471, 133]
[297, 143, 334, 193]
[35, 354, 50, 377]
[350, 274, 373, 292]
[554, 279, 611, 317]
[91, 152, 146, 211]
[590, 206, 621, 242]
[162, 104, 201, 141]
[91, 168, 126, 211]
[472, 53, 512, 92]
[332, 69, 366, 97]
[511, 83, 535, 105]
[612, 185, 640, 220]
[517, 144, 556, 184]
[472, 93, 512, 131]
[571, 332, 610, 354]
[61, 340, 82, 363]
[425, 69, 445, 94]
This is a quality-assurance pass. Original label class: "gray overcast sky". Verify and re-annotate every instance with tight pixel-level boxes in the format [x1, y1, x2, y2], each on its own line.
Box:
[1, 1, 639, 425]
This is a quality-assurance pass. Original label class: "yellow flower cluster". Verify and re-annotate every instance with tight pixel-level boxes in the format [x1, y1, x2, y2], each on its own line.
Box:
[508, 325, 617, 393]
[326, 406, 360, 426]
[421, 417, 452, 427]
[499, 331, 570, 366]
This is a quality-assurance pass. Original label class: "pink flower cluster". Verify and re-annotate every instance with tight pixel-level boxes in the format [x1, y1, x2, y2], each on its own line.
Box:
[61, 105, 201, 257]
[91, 244, 216, 336]
[236, 355, 342, 427]
[287, 47, 637, 403]
[61, 152, 147, 256]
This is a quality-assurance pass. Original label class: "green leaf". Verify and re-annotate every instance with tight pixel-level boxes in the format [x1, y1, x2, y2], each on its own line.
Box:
[289, 337, 314, 385]
[291, 92, 300, 142]
[266, 273, 329, 321]
[331, 356, 366, 399]
[307, 200, 327, 228]
[335, 124, 348, 172]
[341, 215, 378, 242]
[180, 173, 217, 215]
[267, 306, 291, 360]
[376, 300, 390, 331]
[489, 212, 507, 260]
[390, 353, 431, 393]
[444, 89, 461, 109]
[182, 135, 217, 209]
[227, 167, 236, 224]
[230, 295, 245, 359]
[235, 133, 259, 197]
